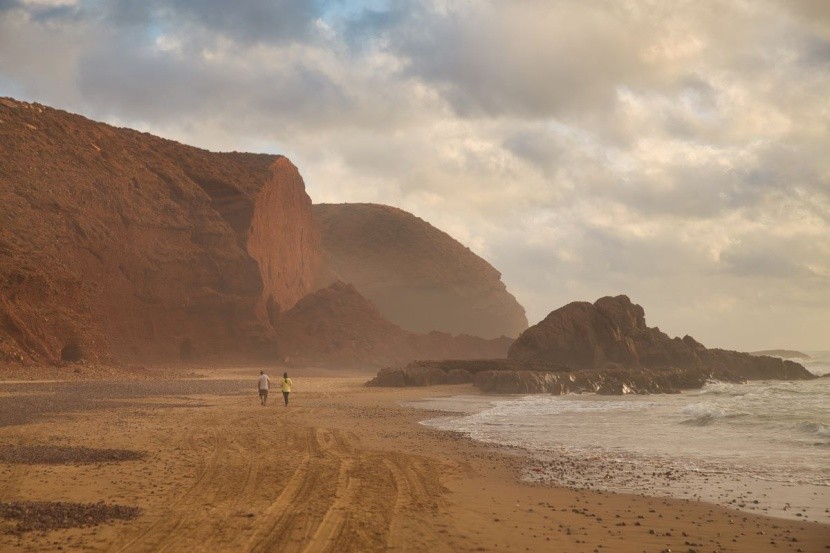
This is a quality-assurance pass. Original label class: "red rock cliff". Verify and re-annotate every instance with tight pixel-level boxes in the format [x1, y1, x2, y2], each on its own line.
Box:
[313, 203, 528, 339]
[247, 158, 321, 323]
[0, 98, 320, 364]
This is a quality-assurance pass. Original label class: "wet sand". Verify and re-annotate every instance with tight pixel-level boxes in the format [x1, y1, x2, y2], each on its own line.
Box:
[0, 368, 827, 552]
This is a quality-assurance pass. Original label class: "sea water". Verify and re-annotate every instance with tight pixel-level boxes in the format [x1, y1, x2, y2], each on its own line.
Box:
[406, 352, 829, 522]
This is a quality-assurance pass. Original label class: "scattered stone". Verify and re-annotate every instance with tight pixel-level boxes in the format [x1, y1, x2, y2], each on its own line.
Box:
[0, 445, 144, 465]
[0, 501, 140, 534]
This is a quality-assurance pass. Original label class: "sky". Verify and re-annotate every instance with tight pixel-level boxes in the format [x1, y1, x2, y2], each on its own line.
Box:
[1, 0, 829, 351]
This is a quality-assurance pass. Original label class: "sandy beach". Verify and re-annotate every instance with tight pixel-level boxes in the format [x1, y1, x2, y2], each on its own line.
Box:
[0, 368, 827, 552]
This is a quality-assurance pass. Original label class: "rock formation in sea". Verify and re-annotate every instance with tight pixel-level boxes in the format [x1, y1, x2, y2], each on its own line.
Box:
[0, 97, 320, 364]
[313, 203, 528, 339]
[507, 295, 811, 379]
[368, 295, 815, 392]
[277, 282, 513, 367]
[749, 349, 811, 359]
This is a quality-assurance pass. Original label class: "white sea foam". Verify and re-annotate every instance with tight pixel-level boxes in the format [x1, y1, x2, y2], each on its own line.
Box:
[414, 356, 830, 493]
[797, 420, 830, 437]
[411, 352, 830, 523]
[679, 402, 749, 425]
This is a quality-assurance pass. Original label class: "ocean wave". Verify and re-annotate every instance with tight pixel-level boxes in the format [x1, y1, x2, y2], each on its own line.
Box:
[797, 421, 830, 437]
[487, 396, 654, 417]
[699, 381, 745, 396]
[801, 351, 830, 376]
[679, 403, 748, 426]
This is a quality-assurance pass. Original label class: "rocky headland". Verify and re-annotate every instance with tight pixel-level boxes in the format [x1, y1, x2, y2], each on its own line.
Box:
[1, 98, 322, 364]
[314, 203, 528, 339]
[0, 98, 520, 368]
[749, 349, 811, 359]
[369, 295, 815, 393]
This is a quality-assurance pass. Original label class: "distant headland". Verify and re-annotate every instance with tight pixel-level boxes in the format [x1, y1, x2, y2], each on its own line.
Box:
[749, 350, 811, 359]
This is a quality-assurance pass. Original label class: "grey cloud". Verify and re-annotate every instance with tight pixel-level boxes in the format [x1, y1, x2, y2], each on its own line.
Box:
[103, 0, 322, 45]
[76, 43, 355, 131]
[779, 0, 830, 33]
[719, 249, 806, 279]
[503, 127, 567, 178]
[800, 35, 830, 67]
[717, 233, 830, 281]
[386, 2, 647, 119]
[0, 0, 81, 21]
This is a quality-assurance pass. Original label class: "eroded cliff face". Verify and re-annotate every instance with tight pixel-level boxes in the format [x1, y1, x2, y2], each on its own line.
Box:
[247, 158, 321, 323]
[313, 203, 528, 339]
[0, 98, 320, 364]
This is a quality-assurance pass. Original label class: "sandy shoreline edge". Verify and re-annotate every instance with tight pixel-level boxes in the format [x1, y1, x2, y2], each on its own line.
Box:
[0, 368, 827, 552]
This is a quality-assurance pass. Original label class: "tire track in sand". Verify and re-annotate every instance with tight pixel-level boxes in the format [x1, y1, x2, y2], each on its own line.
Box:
[114, 422, 226, 553]
[384, 456, 454, 553]
[302, 458, 356, 553]
[247, 427, 350, 553]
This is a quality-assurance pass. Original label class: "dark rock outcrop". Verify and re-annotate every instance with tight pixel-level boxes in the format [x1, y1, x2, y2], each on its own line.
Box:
[369, 295, 815, 393]
[0, 97, 321, 364]
[368, 359, 713, 394]
[508, 295, 813, 377]
[313, 203, 528, 339]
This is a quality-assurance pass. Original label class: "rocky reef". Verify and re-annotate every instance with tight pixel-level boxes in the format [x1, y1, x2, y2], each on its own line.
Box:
[368, 360, 718, 394]
[368, 295, 815, 393]
[367, 357, 813, 394]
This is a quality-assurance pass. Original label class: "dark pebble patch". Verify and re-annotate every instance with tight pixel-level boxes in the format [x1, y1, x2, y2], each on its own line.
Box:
[0, 445, 145, 465]
[0, 501, 140, 534]
[0, 379, 249, 427]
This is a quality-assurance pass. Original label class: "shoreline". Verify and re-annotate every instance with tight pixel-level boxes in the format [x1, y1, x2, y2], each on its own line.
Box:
[0, 370, 827, 552]
[407, 390, 830, 524]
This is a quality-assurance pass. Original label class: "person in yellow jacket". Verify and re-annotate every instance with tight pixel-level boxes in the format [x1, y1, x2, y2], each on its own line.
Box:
[280, 372, 293, 406]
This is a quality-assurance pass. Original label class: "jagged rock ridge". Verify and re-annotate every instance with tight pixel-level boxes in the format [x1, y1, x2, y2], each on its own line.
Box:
[0, 97, 321, 363]
[369, 295, 815, 393]
[313, 203, 528, 339]
[507, 295, 814, 377]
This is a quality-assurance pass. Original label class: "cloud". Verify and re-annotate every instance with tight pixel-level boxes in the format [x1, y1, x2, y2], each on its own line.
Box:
[388, 2, 645, 118]
[103, 0, 322, 45]
[0, 0, 828, 350]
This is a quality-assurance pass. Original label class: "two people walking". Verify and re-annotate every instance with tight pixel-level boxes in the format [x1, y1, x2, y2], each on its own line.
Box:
[257, 370, 292, 406]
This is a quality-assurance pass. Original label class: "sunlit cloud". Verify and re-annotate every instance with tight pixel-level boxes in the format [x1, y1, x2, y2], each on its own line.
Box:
[1, 0, 828, 349]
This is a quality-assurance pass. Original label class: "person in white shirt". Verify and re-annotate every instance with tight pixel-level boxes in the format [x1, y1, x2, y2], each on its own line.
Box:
[257, 371, 271, 405]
